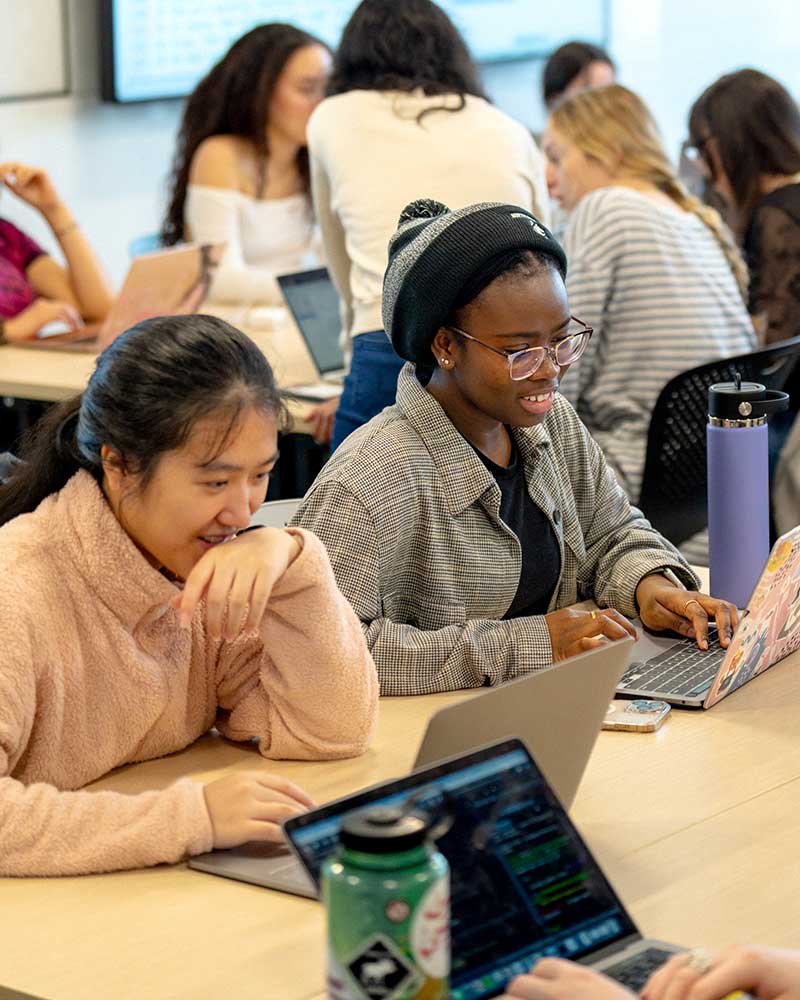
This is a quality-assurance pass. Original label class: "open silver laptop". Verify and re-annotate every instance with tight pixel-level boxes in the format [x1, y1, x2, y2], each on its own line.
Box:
[188, 638, 633, 897]
[619, 525, 800, 708]
[413, 636, 633, 806]
[278, 267, 346, 400]
[21, 242, 225, 353]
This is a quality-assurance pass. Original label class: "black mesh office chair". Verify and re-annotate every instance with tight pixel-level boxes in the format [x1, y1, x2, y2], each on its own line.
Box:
[637, 336, 800, 547]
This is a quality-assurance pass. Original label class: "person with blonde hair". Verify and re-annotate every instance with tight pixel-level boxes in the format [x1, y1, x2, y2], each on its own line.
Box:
[542, 84, 755, 502]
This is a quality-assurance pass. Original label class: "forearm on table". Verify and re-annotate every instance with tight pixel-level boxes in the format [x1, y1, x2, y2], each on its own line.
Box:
[0, 774, 212, 876]
[364, 614, 554, 696]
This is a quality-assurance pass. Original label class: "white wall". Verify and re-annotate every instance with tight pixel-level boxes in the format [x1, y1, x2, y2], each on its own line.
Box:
[1, 0, 798, 287]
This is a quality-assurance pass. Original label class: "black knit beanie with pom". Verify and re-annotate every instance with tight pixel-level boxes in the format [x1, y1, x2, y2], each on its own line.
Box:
[381, 199, 567, 364]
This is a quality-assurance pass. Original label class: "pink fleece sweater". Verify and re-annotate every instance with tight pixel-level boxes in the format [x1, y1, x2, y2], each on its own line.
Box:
[0, 471, 378, 876]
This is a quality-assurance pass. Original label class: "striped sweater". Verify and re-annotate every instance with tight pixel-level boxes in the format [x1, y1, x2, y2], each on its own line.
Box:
[558, 186, 756, 500]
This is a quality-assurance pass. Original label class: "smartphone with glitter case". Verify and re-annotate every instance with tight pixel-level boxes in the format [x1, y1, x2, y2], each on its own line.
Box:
[602, 699, 670, 732]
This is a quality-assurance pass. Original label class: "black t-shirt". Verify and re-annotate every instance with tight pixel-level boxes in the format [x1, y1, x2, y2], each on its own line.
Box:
[474, 439, 561, 619]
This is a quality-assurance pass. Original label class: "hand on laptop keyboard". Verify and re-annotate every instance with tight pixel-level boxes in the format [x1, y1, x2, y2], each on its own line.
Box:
[640, 945, 781, 1000]
[501, 957, 638, 999]
[635, 577, 739, 652]
[621, 625, 724, 697]
[545, 606, 638, 662]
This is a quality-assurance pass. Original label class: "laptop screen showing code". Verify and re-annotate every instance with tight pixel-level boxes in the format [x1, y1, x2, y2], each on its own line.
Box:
[278, 269, 344, 376]
[286, 741, 637, 1000]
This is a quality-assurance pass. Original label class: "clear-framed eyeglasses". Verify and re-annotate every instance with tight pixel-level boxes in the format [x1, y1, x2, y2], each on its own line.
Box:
[446, 316, 593, 381]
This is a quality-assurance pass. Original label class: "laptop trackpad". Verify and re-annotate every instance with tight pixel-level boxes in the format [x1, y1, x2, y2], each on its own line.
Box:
[188, 840, 317, 899]
[631, 620, 687, 661]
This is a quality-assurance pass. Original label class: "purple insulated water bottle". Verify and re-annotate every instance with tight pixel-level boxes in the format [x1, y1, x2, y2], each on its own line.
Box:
[707, 375, 789, 607]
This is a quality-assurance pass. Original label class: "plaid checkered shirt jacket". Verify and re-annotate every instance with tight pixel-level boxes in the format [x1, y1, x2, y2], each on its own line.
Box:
[292, 364, 700, 696]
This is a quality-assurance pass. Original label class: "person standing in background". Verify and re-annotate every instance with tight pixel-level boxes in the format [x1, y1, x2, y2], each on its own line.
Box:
[689, 68, 800, 346]
[162, 24, 331, 306]
[541, 41, 616, 110]
[0, 162, 112, 342]
[307, 0, 550, 450]
[543, 85, 755, 503]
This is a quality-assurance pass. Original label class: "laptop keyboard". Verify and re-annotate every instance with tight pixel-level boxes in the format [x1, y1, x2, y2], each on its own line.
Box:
[604, 947, 676, 990]
[621, 625, 725, 698]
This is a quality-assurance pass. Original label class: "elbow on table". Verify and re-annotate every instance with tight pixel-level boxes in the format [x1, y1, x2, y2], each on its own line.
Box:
[325, 678, 379, 759]
[265, 673, 379, 761]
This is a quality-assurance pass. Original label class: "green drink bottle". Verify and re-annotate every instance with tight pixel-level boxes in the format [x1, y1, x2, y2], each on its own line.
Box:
[322, 806, 450, 1000]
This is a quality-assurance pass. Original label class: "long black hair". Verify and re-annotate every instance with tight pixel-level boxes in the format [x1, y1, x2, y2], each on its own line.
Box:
[0, 315, 285, 526]
[327, 0, 487, 112]
[689, 68, 800, 230]
[162, 23, 325, 245]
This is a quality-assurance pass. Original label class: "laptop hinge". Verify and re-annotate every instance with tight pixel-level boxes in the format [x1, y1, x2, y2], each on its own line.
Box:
[577, 933, 644, 966]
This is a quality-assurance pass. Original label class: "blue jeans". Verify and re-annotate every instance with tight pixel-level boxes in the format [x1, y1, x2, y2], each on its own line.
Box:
[331, 330, 406, 451]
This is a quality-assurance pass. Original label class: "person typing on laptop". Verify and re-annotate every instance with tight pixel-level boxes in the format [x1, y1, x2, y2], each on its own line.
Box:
[500, 944, 800, 998]
[293, 199, 738, 695]
[0, 315, 377, 876]
[0, 161, 112, 342]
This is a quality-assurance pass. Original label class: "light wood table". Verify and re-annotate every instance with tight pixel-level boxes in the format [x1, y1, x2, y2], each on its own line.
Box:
[3, 641, 800, 1000]
[0, 306, 322, 434]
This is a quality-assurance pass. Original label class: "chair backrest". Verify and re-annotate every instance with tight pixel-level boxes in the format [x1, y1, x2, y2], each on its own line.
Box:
[249, 498, 301, 529]
[128, 232, 162, 258]
[638, 336, 800, 546]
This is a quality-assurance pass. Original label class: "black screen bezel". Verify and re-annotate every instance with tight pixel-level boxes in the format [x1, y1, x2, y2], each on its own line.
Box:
[284, 737, 639, 953]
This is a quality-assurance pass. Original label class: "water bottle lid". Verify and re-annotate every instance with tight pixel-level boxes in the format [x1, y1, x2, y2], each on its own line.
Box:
[708, 372, 789, 421]
[340, 806, 429, 853]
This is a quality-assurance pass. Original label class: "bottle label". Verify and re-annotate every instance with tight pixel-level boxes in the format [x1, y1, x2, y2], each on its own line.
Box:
[410, 878, 450, 979]
[329, 933, 420, 999]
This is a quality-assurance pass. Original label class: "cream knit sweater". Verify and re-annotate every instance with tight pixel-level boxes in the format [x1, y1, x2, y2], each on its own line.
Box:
[0, 471, 378, 876]
[308, 89, 550, 346]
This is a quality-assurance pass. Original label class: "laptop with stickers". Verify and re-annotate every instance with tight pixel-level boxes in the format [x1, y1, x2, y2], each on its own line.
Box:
[619, 525, 800, 708]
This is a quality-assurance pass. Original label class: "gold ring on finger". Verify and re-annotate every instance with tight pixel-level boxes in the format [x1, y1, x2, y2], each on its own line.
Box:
[682, 598, 703, 617]
[590, 609, 597, 620]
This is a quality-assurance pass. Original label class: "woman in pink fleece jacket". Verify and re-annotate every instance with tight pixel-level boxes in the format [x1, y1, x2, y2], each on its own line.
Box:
[0, 314, 378, 877]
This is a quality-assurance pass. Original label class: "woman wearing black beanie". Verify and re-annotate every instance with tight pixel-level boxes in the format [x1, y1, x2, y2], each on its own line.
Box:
[293, 199, 737, 696]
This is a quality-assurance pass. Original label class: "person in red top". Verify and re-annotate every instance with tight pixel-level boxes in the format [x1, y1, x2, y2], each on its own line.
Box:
[0, 161, 112, 342]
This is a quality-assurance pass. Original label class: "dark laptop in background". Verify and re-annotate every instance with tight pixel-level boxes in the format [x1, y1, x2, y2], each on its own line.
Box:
[278, 267, 346, 400]
[283, 739, 688, 998]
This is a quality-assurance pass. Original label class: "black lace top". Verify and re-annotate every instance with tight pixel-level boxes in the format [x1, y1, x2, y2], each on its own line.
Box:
[744, 183, 800, 344]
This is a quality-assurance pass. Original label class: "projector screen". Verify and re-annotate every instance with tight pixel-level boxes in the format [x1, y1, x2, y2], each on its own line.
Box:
[101, 0, 608, 103]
